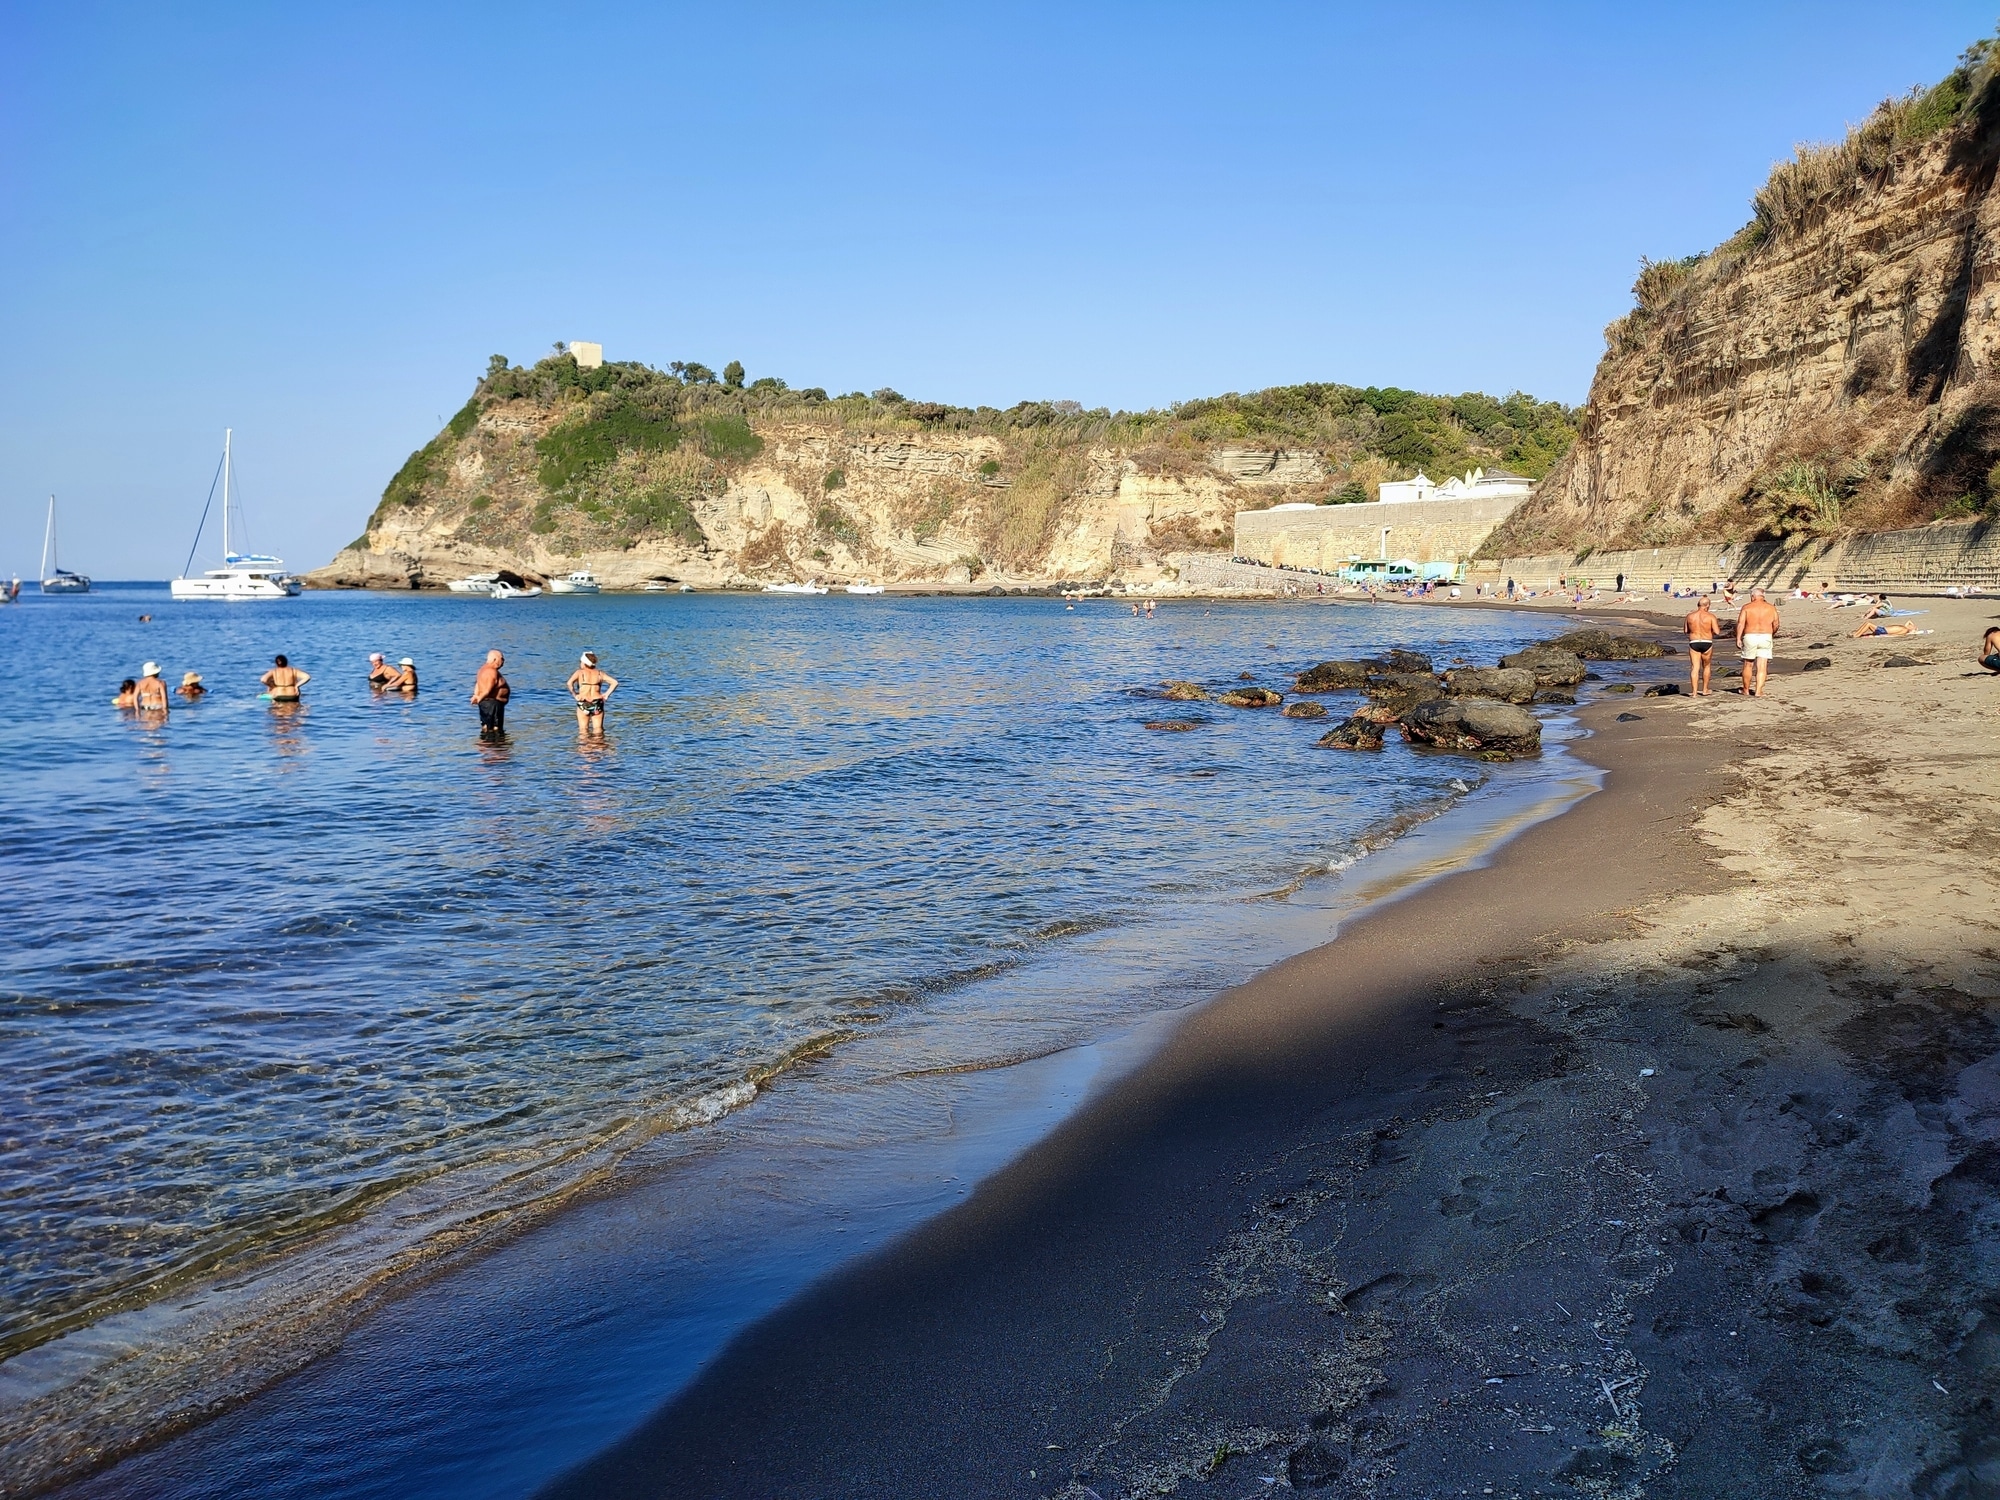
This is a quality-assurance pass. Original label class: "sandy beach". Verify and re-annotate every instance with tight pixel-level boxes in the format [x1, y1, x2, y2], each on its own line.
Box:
[550, 596, 2000, 1498]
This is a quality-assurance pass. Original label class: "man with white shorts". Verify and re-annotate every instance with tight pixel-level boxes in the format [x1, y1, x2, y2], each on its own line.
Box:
[1735, 588, 1780, 698]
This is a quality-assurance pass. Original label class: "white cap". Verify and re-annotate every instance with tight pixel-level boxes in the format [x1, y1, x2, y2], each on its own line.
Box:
[400, 657, 413, 666]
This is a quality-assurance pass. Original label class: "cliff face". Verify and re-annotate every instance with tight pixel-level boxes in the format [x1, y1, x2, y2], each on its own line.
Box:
[311, 362, 1576, 589]
[1487, 57, 2000, 557]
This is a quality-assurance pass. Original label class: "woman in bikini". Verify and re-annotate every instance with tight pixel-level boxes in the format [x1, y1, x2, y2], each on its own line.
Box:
[565, 651, 619, 736]
[261, 654, 310, 702]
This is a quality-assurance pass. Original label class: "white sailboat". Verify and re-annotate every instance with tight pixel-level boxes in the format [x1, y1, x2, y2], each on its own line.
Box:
[39, 497, 91, 593]
[171, 430, 302, 600]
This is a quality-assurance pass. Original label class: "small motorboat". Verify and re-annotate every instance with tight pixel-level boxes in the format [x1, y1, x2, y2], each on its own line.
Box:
[549, 570, 601, 595]
[491, 582, 542, 600]
[843, 582, 885, 595]
[448, 573, 502, 594]
[763, 581, 829, 595]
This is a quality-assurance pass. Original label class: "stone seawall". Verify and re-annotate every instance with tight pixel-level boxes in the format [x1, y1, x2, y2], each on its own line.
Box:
[1469, 519, 2000, 595]
[1234, 496, 1523, 572]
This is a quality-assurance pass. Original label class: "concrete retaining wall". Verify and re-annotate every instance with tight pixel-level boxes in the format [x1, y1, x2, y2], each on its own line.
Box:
[1469, 520, 2000, 595]
[1234, 496, 1524, 571]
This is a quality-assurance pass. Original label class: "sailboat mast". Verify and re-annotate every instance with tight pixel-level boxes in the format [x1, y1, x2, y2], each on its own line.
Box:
[221, 429, 232, 560]
[41, 497, 54, 580]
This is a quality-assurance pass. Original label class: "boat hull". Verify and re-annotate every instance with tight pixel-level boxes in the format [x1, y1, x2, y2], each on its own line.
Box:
[170, 575, 301, 599]
[39, 576, 91, 594]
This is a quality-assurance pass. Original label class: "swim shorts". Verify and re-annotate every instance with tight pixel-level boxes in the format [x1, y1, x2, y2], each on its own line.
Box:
[577, 699, 605, 717]
[478, 698, 506, 734]
[1740, 633, 1773, 661]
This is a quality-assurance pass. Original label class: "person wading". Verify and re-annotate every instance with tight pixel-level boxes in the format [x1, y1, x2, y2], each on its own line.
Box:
[261, 655, 310, 702]
[1684, 598, 1721, 696]
[133, 663, 170, 714]
[565, 651, 618, 736]
[1735, 588, 1781, 698]
[367, 652, 399, 687]
[471, 650, 510, 739]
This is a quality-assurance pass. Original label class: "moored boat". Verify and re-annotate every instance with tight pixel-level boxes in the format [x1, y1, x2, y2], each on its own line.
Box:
[549, 570, 601, 594]
[447, 573, 502, 594]
[170, 433, 301, 600]
[39, 497, 91, 594]
[843, 582, 885, 595]
[763, 581, 829, 595]
[491, 582, 542, 599]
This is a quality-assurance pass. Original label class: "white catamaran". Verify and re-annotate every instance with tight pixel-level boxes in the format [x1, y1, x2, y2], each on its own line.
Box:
[39, 497, 91, 593]
[171, 430, 301, 600]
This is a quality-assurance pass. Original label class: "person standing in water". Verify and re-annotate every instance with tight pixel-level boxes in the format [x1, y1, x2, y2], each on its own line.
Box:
[367, 653, 399, 688]
[112, 678, 138, 709]
[471, 650, 509, 739]
[565, 651, 618, 735]
[133, 663, 170, 714]
[1684, 598, 1720, 696]
[261, 655, 309, 702]
[394, 657, 418, 693]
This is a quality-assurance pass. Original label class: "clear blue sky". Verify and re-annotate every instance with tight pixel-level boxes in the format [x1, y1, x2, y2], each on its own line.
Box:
[1, 1, 1989, 577]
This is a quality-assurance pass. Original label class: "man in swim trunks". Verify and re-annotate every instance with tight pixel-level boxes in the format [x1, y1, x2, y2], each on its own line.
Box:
[1982, 626, 2000, 674]
[1735, 588, 1780, 697]
[565, 651, 619, 735]
[471, 650, 509, 739]
[1684, 598, 1720, 695]
[133, 662, 170, 714]
[367, 653, 399, 687]
[261, 654, 310, 701]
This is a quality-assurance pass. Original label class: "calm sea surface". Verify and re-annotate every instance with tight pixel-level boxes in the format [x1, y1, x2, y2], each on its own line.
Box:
[3, 585, 1595, 1489]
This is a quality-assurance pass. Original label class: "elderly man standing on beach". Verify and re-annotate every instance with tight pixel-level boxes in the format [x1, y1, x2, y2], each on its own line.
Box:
[1735, 588, 1781, 697]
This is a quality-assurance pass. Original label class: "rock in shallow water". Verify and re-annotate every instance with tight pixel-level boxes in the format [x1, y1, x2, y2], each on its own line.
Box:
[1142, 719, 1202, 732]
[1379, 648, 1433, 674]
[1160, 680, 1208, 701]
[1218, 686, 1283, 708]
[1294, 660, 1371, 692]
[1318, 714, 1386, 750]
[1443, 666, 1537, 703]
[1546, 628, 1667, 660]
[1499, 645, 1588, 687]
[1400, 697, 1542, 757]
[1280, 700, 1328, 719]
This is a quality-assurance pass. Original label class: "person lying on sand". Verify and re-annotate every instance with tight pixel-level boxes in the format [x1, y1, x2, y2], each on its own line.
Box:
[1980, 626, 2000, 673]
[1851, 621, 1928, 638]
[1685, 598, 1720, 695]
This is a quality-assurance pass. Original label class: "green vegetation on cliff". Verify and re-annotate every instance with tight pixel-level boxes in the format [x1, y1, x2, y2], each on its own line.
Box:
[367, 349, 1578, 552]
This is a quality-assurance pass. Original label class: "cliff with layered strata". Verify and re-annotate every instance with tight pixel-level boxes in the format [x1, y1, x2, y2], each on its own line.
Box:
[310, 359, 1574, 589]
[1485, 36, 2000, 558]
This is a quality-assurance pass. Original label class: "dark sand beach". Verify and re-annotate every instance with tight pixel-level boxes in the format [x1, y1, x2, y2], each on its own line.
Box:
[552, 605, 2000, 1498]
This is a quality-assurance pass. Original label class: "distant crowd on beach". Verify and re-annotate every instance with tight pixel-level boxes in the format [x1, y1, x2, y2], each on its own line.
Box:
[113, 649, 621, 739]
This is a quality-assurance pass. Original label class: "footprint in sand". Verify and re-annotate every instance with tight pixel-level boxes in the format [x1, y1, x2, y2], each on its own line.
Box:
[1437, 1174, 1519, 1225]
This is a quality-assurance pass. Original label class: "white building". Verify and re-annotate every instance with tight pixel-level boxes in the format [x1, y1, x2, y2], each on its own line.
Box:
[569, 341, 604, 370]
[1377, 471, 1437, 504]
[1377, 466, 1533, 505]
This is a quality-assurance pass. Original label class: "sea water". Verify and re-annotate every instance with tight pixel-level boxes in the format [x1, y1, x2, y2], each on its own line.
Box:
[0, 586, 1606, 1496]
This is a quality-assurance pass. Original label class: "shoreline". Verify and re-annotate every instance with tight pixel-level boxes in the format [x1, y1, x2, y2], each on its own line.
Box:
[18, 608, 1612, 1500]
[548, 607, 2000, 1497]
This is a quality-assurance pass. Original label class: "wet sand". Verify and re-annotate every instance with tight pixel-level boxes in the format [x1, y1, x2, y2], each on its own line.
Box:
[550, 605, 2000, 1497]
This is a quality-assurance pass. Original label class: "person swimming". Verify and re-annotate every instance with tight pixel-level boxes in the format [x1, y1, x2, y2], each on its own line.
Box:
[112, 678, 137, 709]
[177, 672, 206, 700]
[261, 654, 310, 702]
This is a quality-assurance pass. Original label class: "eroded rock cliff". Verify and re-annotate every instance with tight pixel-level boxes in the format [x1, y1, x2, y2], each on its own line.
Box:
[1487, 39, 2000, 557]
[312, 360, 1575, 589]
